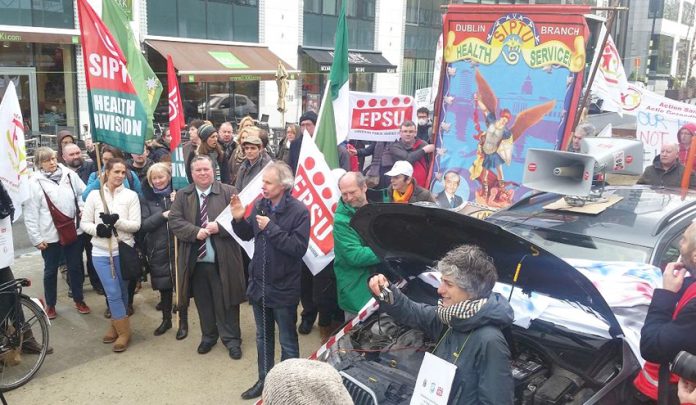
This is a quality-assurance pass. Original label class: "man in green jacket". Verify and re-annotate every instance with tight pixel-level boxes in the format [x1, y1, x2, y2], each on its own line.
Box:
[334, 172, 381, 319]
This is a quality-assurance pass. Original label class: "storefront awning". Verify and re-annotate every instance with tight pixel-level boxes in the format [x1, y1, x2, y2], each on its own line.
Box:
[146, 39, 299, 83]
[300, 47, 397, 73]
[0, 29, 79, 45]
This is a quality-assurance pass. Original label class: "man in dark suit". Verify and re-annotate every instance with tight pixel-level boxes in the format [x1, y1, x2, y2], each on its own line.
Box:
[436, 171, 464, 209]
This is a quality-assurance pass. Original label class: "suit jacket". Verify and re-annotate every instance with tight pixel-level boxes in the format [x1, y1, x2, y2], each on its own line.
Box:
[436, 192, 464, 209]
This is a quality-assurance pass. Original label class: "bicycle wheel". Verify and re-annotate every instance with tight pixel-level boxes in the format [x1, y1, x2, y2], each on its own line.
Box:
[0, 296, 49, 391]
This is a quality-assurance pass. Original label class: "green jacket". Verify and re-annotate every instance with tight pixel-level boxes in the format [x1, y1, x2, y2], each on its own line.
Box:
[333, 199, 381, 314]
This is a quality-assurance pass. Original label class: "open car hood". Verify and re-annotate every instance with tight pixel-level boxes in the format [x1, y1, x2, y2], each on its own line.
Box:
[351, 203, 624, 338]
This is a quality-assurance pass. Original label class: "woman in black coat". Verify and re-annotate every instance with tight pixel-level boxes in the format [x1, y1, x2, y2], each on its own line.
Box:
[140, 163, 179, 336]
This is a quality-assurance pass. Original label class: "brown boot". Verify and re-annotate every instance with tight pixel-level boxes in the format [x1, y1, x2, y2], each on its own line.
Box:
[103, 323, 117, 344]
[112, 317, 131, 352]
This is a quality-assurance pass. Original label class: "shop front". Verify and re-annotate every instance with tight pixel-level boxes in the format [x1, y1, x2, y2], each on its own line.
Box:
[0, 30, 80, 137]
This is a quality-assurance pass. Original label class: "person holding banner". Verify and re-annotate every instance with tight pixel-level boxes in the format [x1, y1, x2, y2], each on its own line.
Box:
[140, 163, 178, 336]
[24, 147, 90, 320]
[81, 158, 141, 352]
[169, 155, 246, 358]
[231, 161, 310, 400]
[678, 124, 696, 171]
[390, 120, 435, 188]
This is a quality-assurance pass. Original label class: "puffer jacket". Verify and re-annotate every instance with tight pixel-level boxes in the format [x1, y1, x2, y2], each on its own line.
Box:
[381, 287, 514, 405]
[139, 181, 174, 290]
[80, 184, 141, 251]
[24, 165, 85, 246]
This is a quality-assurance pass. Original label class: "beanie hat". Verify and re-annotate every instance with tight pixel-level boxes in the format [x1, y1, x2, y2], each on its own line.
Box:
[680, 123, 696, 137]
[299, 111, 318, 125]
[198, 123, 217, 142]
[262, 359, 353, 405]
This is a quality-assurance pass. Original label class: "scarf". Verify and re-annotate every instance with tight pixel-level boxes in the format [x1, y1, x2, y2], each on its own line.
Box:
[436, 297, 488, 326]
[153, 185, 172, 196]
[392, 182, 414, 203]
[42, 167, 63, 184]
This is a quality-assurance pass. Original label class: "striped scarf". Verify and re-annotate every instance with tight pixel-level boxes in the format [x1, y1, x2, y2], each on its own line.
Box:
[436, 297, 487, 326]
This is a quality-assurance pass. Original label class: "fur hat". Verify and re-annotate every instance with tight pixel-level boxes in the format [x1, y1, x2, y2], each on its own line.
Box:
[198, 123, 217, 142]
[262, 359, 352, 405]
[299, 110, 318, 125]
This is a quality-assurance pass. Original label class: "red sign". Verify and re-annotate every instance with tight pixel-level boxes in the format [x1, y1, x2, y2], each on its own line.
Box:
[527, 163, 537, 172]
[348, 92, 416, 142]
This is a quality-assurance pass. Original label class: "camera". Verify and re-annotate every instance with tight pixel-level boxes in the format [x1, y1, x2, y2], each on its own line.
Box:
[672, 351, 696, 382]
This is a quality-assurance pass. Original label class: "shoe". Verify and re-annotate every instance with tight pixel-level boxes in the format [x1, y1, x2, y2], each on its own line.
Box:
[153, 318, 172, 336]
[75, 301, 91, 314]
[22, 339, 54, 355]
[104, 307, 111, 319]
[298, 318, 313, 335]
[197, 341, 216, 354]
[103, 323, 117, 344]
[241, 380, 264, 400]
[228, 346, 242, 360]
[155, 301, 163, 311]
[127, 304, 134, 316]
[176, 320, 188, 340]
[45, 306, 57, 320]
[112, 317, 131, 352]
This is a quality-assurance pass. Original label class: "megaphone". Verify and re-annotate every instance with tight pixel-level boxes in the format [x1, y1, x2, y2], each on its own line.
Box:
[523, 137, 644, 196]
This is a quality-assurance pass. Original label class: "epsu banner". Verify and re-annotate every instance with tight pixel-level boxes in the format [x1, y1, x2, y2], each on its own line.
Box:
[77, 0, 148, 155]
[430, 5, 589, 210]
[348, 91, 416, 142]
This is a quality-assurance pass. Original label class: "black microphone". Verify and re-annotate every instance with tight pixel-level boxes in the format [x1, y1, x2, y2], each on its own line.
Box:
[256, 200, 267, 217]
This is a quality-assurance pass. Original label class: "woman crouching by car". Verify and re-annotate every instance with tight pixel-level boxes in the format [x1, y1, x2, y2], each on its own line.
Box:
[24, 147, 90, 319]
[368, 244, 514, 405]
[81, 158, 141, 352]
[139, 163, 184, 336]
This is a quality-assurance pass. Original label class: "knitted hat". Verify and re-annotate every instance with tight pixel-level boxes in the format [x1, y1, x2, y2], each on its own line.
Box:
[299, 110, 318, 125]
[262, 359, 353, 405]
[198, 123, 217, 142]
[680, 123, 696, 137]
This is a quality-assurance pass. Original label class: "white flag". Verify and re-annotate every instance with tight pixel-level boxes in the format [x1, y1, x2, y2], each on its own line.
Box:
[292, 130, 340, 275]
[0, 81, 30, 221]
[590, 28, 630, 116]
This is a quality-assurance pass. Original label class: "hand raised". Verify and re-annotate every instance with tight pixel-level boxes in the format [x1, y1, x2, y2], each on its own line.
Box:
[230, 195, 245, 220]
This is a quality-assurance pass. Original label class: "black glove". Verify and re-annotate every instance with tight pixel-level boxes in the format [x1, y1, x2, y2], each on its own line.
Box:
[96, 224, 113, 238]
[99, 212, 120, 225]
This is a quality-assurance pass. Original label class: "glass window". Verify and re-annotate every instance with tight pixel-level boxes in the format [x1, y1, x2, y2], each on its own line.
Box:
[147, 0, 258, 42]
[0, 0, 74, 28]
[664, 0, 679, 20]
[682, 2, 695, 24]
[305, 0, 322, 13]
[323, 0, 338, 15]
[650, 34, 674, 75]
[304, 0, 375, 49]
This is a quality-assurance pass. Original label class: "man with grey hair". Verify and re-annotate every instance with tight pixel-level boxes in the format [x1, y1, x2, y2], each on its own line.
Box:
[231, 161, 310, 400]
[567, 122, 596, 153]
[638, 143, 696, 188]
[368, 244, 514, 404]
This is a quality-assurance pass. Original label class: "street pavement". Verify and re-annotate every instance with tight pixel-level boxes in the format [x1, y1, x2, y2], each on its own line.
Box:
[5, 251, 322, 404]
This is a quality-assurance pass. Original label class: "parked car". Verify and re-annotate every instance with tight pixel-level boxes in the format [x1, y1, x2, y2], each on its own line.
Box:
[317, 195, 678, 404]
[197, 93, 257, 124]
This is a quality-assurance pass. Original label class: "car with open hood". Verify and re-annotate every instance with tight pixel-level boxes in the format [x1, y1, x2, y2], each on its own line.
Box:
[316, 202, 661, 405]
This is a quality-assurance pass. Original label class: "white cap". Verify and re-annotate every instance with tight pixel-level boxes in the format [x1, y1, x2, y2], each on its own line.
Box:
[385, 160, 414, 177]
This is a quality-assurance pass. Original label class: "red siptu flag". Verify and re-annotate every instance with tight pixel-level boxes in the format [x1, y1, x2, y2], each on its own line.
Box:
[167, 55, 185, 152]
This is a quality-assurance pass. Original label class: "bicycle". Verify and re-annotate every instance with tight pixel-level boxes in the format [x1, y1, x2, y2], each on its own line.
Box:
[0, 278, 50, 393]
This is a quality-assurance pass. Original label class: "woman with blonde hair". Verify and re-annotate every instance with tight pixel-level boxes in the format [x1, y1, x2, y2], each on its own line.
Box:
[81, 158, 141, 352]
[237, 116, 255, 132]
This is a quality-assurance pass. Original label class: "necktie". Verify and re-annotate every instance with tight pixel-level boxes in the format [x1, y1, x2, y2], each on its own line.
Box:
[198, 193, 208, 259]
[450, 197, 455, 208]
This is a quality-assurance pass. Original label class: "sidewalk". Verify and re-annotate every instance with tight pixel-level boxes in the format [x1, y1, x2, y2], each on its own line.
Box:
[6, 252, 321, 404]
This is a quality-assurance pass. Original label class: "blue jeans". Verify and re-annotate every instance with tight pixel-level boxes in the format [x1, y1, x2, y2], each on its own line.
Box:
[41, 239, 84, 306]
[251, 303, 300, 380]
[92, 255, 128, 320]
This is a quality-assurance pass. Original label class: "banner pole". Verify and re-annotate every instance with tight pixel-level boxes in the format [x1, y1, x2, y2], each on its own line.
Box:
[173, 235, 180, 329]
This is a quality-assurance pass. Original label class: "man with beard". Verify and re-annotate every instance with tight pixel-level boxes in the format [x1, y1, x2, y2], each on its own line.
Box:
[334, 172, 380, 321]
[127, 147, 154, 184]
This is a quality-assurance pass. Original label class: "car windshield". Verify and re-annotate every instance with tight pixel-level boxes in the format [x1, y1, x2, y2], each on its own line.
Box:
[505, 224, 653, 263]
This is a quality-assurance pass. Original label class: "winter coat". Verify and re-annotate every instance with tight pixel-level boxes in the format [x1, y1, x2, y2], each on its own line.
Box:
[289, 133, 351, 174]
[0, 182, 14, 222]
[24, 166, 85, 246]
[637, 155, 696, 188]
[333, 199, 380, 314]
[80, 184, 141, 251]
[149, 139, 171, 163]
[389, 139, 430, 187]
[372, 184, 435, 204]
[639, 277, 696, 405]
[276, 138, 292, 165]
[139, 182, 174, 291]
[126, 158, 154, 184]
[382, 287, 514, 405]
[235, 153, 272, 192]
[232, 193, 310, 308]
[74, 160, 96, 185]
[82, 169, 142, 201]
[169, 181, 245, 311]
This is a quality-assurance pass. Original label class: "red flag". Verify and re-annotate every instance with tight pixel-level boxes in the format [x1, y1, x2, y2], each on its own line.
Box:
[167, 55, 185, 152]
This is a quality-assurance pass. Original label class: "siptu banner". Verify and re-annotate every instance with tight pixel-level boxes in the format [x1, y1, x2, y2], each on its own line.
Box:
[292, 130, 339, 275]
[77, 0, 148, 155]
[430, 5, 589, 210]
[348, 91, 416, 142]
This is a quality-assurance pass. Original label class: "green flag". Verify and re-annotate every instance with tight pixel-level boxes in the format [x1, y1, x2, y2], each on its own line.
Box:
[102, 0, 162, 141]
[314, 1, 349, 169]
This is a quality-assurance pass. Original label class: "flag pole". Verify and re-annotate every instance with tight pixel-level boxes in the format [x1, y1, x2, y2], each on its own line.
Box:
[681, 137, 696, 198]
